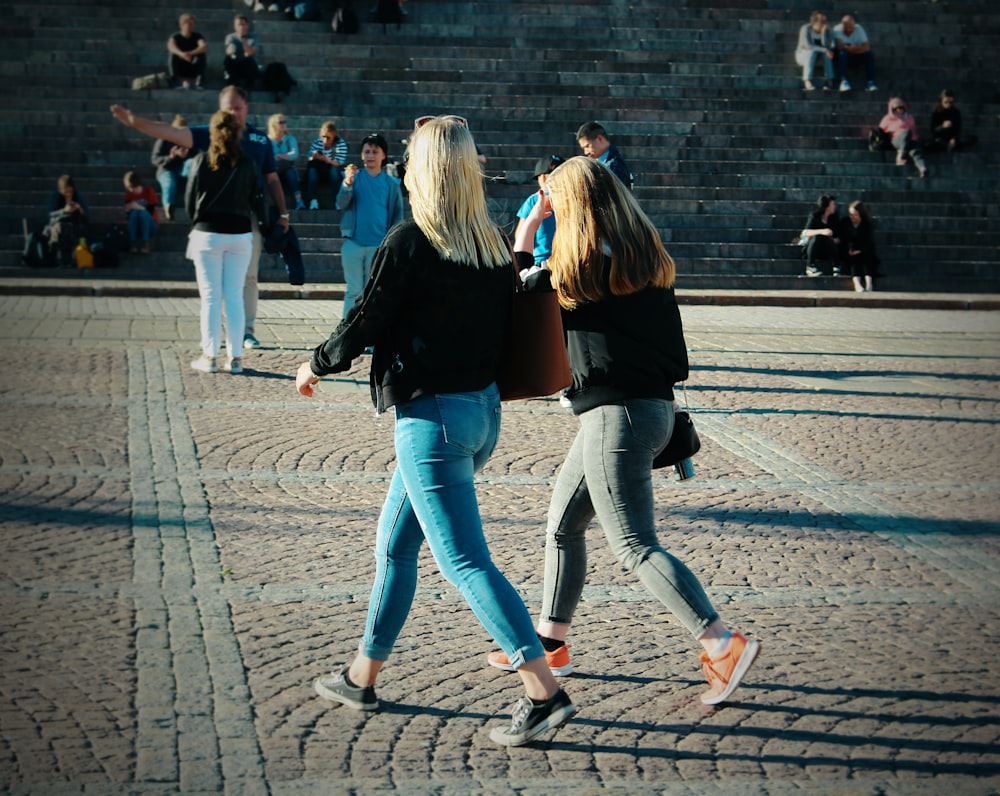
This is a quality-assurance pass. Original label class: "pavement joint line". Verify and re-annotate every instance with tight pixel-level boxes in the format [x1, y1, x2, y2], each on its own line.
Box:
[2, 579, 992, 608]
[3, 460, 997, 496]
[128, 348, 180, 786]
[159, 348, 269, 791]
[127, 347, 267, 789]
[689, 405, 1000, 589]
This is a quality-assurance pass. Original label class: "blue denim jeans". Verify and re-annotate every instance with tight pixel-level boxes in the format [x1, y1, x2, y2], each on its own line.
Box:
[279, 163, 302, 196]
[340, 238, 378, 317]
[360, 384, 545, 669]
[127, 208, 156, 243]
[541, 399, 719, 637]
[837, 50, 877, 84]
[156, 160, 193, 209]
[305, 161, 344, 204]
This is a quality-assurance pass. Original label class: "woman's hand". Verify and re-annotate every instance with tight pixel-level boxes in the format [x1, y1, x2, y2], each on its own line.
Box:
[296, 361, 321, 397]
[525, 189, 552, 226]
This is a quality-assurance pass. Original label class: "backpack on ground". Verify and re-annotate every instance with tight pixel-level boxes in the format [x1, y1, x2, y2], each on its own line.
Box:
[132, 72, 171, 91]
[868, 127, 892, 152]
[102, 224, 128, 254]
[22, 222, 55, 268]
[332, 6, 360, 34]
[89, 224, 127, 268]
[260, 62, 296, 100]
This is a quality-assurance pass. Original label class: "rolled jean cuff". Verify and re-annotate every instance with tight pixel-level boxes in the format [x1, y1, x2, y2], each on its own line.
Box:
[359, 638, 392, 662]
[502, 642, 545, 671]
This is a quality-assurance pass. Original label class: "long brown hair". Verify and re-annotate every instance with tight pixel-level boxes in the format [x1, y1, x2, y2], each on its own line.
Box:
[207, 110, 243, 171]
[546, 156, 675, 309]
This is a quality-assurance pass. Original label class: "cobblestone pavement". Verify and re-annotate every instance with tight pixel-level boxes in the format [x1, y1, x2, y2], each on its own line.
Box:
[0, 294, 998, 796]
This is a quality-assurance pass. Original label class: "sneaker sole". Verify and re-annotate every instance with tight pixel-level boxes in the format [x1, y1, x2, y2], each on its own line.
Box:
[488, 702, 578, 747]
[701, 639, 761, 705]
[488, 656, 574, 677]
[314, 678, 378, 711]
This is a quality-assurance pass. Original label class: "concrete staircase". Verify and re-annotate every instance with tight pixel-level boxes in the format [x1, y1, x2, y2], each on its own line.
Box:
[3, 0, 999, 292]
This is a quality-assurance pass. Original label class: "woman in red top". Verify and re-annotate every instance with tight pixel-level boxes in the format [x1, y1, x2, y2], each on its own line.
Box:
[123, 170, 159, 254]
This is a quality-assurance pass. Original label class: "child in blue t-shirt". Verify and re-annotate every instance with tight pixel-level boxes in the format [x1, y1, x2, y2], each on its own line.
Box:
[336, 133, 404, 315]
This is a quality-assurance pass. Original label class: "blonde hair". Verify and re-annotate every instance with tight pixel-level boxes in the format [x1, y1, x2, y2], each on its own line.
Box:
[403, 117, 508, 268]
[546, 156, 675, 309]
[267, 113, 284, 138]
[207, 110, 243, 171]
[320, 121, 339, 139]
[123, 170, 142, 189]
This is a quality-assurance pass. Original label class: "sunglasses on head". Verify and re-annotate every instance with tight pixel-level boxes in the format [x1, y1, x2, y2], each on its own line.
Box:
[413, 115, 468, 130]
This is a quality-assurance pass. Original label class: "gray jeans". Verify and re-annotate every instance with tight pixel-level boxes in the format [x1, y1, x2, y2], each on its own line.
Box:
[541, 399, 719, 637]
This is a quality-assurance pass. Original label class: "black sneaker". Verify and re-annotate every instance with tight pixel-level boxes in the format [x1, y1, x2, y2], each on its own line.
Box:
[314, 667, 378, 711]
[489, 688, 577, 746]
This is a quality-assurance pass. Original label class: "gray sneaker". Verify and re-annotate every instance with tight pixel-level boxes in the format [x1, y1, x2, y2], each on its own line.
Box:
[489, 688, 576, 747]
[226, 357, 243, 375]
[314, 667, 378, 711]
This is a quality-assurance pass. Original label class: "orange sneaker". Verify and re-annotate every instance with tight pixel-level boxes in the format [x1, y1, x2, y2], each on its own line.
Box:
[487, 644, 573, 676]
[700, 631, 760, 705]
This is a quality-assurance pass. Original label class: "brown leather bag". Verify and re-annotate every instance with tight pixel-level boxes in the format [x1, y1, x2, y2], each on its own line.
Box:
[495, 271, 571, 402]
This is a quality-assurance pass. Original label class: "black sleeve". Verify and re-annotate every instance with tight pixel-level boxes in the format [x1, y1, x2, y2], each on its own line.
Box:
[184, 155, 203, 220]
[310, 235, 410, 375]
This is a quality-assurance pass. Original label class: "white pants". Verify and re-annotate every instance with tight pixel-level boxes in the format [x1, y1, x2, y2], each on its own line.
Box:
[188, 230, 253, 358]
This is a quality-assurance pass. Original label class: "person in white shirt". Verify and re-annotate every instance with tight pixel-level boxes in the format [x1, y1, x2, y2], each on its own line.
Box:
[832, 14, 878, 92]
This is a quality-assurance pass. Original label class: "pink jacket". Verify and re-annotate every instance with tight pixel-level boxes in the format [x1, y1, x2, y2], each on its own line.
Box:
[879, 97, 919, 140]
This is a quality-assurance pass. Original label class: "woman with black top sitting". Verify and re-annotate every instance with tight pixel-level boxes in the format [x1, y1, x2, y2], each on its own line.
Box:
[843, 200, 879, 293]
[800, 194, 841, 277]
[930, 89, 976, 153]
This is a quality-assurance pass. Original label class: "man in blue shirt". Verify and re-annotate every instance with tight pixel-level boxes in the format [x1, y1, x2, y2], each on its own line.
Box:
[336, 133, 404, 317]
[576, 121, 634, 191]
[111, 86, 290, 349]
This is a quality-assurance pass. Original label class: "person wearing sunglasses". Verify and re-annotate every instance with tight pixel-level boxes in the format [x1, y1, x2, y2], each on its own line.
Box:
[877, 97, 928, 178]
[267, 114, 305, 211]
[490, 156, 761, 707]
[296, 115, 577, 747]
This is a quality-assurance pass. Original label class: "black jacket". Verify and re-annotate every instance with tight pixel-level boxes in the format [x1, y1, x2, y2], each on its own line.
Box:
[605, 145, 634, 190]
[516, 251, 688, 414]
[185, 153, 257, 234]
[312, 219, 514, 413]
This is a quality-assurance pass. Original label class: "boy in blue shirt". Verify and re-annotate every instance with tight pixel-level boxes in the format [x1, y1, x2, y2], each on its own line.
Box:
[336, 133, 404, 316]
